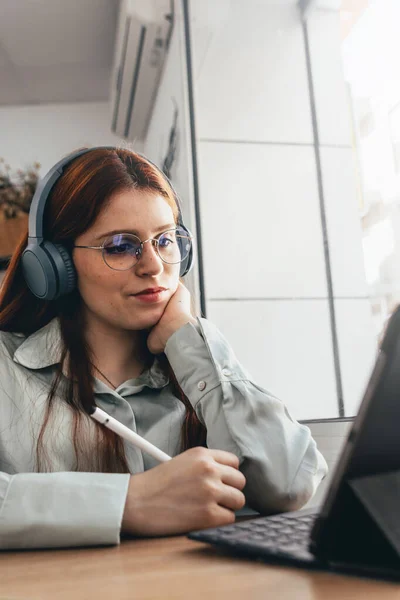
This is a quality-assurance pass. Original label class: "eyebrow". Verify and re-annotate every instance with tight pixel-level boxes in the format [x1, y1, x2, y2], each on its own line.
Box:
[94, 224, 177, 242]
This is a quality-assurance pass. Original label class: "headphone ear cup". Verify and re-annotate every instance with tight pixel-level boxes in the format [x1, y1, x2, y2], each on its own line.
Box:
[22, 241, 76, 301]
[52, 243, 76, 297]
[178, 225, 194, 278]
[21, 242, 59, 300]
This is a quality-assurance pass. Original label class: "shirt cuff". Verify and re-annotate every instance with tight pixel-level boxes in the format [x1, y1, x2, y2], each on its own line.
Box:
[165, 319, 222, 407]
[165, 317, 253, 407]
[0, 471, 130, 550]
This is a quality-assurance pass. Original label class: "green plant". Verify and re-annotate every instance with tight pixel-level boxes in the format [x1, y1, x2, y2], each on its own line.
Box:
[0, 158, 40, 219]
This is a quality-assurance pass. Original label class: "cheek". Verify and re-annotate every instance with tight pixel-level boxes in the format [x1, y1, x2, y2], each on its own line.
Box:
[74, 254, 120, 296]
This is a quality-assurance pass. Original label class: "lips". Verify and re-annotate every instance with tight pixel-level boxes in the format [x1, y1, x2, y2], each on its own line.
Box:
[134, 287, 167, 296]
[130, 287, 168, 304]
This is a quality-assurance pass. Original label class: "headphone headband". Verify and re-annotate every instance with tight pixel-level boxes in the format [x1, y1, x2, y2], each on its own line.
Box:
[28, 148, 95, 242]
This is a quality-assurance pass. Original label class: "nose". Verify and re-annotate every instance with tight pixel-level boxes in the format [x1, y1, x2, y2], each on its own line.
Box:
[134, 239, 163, 277]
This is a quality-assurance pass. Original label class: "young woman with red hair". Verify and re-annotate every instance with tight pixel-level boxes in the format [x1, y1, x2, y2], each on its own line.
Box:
[0, 147, 327, 549]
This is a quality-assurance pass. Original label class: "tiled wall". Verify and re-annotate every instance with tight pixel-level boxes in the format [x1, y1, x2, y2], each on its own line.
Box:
[302, 419, 353, 508]
[189, 0, 377, 420]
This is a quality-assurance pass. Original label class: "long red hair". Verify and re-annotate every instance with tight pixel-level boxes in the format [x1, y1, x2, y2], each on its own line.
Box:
[0, 147, 206, 473]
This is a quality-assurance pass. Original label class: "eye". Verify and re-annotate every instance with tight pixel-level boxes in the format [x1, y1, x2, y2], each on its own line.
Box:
[103, 235, 140, 255]
[158, 231, 176, 247]
[104, 243, 132, 255]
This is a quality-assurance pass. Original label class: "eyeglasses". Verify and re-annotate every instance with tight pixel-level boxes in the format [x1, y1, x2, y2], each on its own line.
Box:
[73, 226, 193, 271]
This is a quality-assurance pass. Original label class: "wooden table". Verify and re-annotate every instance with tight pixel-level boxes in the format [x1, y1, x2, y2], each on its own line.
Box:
[2, 535, 400, 600]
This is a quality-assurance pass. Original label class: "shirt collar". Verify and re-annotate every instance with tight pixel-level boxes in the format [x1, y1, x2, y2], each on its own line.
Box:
[13, 318, 63, 369]
[94, 360, 169, 396]
[12, 317, 169, 391]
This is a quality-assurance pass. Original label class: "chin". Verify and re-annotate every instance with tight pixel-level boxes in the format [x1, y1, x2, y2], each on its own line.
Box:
[125, 306, 165, 331]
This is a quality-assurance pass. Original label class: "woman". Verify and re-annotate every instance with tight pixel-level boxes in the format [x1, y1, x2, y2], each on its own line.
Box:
[0, 147, 327, 549]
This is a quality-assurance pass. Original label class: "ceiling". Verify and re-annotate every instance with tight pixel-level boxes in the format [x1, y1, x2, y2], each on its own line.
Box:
[0, 0, 120, 106]
[0, 0, 366, 107]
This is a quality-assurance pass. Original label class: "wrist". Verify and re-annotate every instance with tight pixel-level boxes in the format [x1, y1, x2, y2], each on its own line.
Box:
[121, 474, 146, 536]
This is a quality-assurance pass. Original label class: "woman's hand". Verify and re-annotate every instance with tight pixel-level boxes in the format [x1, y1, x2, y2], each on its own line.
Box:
[147, 282, 196, 354]
[121, 447, 247, 537]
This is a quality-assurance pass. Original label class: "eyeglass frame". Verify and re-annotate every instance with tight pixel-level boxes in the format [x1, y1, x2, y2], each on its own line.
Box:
[73, 227, 193, 271]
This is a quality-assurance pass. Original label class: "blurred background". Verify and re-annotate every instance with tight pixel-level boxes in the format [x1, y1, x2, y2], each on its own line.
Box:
[0, 0, 397, 427]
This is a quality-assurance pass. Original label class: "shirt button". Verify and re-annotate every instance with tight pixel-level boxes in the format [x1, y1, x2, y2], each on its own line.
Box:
[222, 368, 231, 377]
[197, 380, 207, 391]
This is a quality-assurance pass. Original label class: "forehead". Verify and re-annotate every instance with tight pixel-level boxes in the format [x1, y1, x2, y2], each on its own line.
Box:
[91, 189, 176, 236]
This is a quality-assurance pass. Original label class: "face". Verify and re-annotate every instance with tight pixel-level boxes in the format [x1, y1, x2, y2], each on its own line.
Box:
[72, 189, 181, 332]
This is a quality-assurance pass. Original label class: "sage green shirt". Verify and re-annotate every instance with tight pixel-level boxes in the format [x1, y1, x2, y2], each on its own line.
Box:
[0, 317, 327, 549]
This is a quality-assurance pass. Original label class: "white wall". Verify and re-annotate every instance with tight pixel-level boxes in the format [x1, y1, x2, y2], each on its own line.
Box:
[189, 0, 376, 420]
[0, 101, 129, 175]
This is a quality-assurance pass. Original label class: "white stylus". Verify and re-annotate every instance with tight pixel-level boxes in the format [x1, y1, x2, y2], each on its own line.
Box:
[89, 406, 171, 463]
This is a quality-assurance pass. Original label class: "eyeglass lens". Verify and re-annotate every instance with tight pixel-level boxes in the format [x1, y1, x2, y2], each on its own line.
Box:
[102, 227, 192, 270]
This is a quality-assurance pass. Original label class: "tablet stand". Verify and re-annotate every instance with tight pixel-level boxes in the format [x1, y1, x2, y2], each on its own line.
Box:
[323, 470, 400, 569]
[349, 470, 400, 556]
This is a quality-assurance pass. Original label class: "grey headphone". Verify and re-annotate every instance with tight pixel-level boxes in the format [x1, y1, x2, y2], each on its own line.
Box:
[21, 146, 194, 301]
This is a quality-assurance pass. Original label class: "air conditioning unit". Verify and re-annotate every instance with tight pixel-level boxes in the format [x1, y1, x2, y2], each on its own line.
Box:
[111, 0, 173, 141]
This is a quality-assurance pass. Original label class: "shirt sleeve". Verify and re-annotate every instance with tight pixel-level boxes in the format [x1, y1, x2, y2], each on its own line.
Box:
[165, 318, 328, 515]
[0, 470, 130, 549]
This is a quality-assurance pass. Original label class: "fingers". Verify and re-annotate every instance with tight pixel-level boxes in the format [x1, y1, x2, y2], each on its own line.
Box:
[218, 484, 246, 512]
[177, 281, 189, 293]
[219, 463, 246, 491]
[207, 505, 237, 529]
[203, 449, 247, 510]
[173, 282, 191, 307]
[184, 447, 247, 513]
[192, 447, 246, 489]
[218, 463, 247, 511]
[208, 448, 241, 470]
